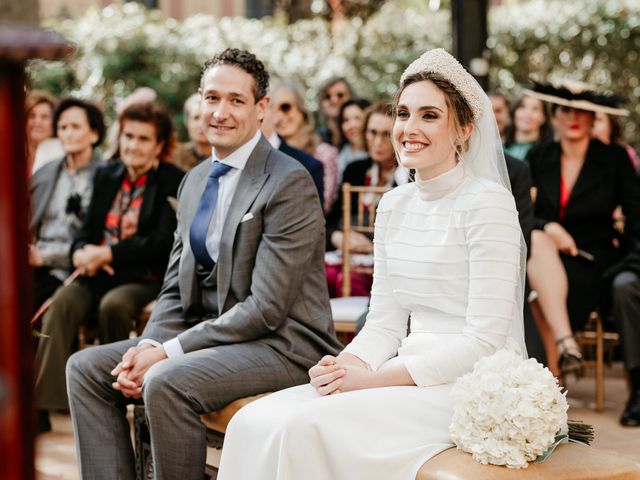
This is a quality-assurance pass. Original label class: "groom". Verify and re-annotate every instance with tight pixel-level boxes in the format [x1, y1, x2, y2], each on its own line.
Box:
[66, 48, 342, 480]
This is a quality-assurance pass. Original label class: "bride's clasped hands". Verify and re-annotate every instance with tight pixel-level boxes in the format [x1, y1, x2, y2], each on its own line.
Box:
[309, 353, 372, 395]
[309, 353, 413, 394]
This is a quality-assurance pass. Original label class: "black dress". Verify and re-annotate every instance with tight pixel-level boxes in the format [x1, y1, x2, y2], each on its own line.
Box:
[527, 139, 640, 330]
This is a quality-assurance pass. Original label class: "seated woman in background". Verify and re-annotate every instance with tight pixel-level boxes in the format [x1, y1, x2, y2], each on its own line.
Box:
[503, 92, 553, 161]
[524, 80, 639, 379]
[336, 98, 371, 175]
[25, 90, 65, 173]
[592, 111, 639, 170]
[317, 76, 354, 147]
[272, 82, 340, 214]
[30, 97, 105, 313]
[325, 101, 408, 297]
[34, 102, 185, 433]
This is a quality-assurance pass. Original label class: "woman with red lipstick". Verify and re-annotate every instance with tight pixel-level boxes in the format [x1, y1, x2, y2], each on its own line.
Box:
[525, 80, 639, 380]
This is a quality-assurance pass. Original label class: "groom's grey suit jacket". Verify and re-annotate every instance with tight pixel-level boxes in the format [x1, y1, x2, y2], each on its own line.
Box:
[142, 136, 342, 369]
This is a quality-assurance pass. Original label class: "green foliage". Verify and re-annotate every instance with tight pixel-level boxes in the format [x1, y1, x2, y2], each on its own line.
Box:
[27, 0, 640, 143]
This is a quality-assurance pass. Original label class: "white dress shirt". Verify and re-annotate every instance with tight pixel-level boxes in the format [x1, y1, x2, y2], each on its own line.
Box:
[141, 130, 263, 358]
[205, 130, 261, 263]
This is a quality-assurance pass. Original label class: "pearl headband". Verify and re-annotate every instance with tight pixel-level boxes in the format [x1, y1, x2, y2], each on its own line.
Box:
[400, 48, 483, 121]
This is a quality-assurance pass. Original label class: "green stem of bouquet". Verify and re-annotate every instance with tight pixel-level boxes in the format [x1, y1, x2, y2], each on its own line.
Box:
[568, 420, 594, 446]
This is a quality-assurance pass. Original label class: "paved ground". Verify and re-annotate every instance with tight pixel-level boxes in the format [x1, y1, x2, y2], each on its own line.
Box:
[36, 362, 640, 479]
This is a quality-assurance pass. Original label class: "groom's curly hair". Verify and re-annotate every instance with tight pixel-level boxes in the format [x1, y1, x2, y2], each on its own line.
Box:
[200, 48, 269, 103]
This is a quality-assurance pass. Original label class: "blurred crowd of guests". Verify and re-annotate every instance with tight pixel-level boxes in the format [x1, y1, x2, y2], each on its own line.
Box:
[26, 69, 640, 431]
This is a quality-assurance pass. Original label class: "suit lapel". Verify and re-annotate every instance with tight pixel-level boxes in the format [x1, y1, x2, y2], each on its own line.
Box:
[217, 137, 271, 310]
[179, 158, 212, 312]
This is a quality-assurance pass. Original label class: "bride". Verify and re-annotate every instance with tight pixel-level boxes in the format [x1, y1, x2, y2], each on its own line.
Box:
[217, 49, 527, 480]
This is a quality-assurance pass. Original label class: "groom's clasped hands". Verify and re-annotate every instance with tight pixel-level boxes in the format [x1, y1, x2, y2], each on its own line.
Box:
[110, 344, 168, 398]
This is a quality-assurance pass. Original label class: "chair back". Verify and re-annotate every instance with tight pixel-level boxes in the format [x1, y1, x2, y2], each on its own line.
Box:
[341, 183, 390, 297]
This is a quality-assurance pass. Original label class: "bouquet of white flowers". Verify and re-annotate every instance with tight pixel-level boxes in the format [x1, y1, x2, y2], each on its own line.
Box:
[449, 349, 571, 469]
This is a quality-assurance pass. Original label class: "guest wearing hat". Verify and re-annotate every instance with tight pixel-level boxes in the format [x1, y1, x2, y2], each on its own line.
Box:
[525, 80, 640, 423]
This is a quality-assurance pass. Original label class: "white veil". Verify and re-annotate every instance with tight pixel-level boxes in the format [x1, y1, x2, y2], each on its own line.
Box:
[463, 80, 528, 358]
[402, 49, 528, 358]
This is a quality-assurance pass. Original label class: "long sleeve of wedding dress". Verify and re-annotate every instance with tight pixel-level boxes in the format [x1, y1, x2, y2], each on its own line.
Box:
[344, 164, 521, 386]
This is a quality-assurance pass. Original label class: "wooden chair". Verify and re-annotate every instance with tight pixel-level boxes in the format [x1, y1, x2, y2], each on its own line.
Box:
[529, 292, 620, 412]
[329, 183, 389, 338]
[575, 310, 621, 412]
[77, 300, 155, 349]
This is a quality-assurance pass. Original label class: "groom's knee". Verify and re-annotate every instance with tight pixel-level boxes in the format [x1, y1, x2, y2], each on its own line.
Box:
[66, 348, 93, 389]
[142, 360, 176, 410]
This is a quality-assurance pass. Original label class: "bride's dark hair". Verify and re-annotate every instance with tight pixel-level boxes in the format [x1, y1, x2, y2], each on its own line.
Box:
[393, 72, 475, 157]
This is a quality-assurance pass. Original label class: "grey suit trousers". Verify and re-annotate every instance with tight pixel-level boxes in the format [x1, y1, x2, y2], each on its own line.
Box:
[66, 338, 309, 480]
[612, 271, 640, 371]
[35, 281, 159, 410]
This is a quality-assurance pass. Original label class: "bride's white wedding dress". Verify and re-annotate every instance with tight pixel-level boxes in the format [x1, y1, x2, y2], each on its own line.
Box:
[218, 162, 521, 480]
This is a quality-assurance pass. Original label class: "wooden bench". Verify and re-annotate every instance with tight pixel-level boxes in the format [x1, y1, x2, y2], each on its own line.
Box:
[418, 443, 640, 479]
[135, 395, 640, 480]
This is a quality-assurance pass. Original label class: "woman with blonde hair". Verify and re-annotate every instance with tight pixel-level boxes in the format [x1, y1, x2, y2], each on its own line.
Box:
[272, 82, 339, 214]
[25, 90, 65, 173]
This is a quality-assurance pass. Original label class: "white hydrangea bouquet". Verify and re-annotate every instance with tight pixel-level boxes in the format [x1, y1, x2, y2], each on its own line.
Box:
[449, 349, 591, 469]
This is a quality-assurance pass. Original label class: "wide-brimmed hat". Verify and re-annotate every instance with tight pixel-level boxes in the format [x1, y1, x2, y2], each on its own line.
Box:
[523, 79, 629, 117]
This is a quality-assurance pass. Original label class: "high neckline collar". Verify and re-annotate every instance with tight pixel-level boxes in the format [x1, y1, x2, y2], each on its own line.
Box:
[415, 161, 465, 201]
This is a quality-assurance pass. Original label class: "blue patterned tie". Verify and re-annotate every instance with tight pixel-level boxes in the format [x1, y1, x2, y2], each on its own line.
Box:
[189, 161, 233, 269]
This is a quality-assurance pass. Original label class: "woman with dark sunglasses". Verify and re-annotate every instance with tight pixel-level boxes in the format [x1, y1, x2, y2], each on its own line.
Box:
[272, 82, 340, 214]
[317, 76, 354, 147]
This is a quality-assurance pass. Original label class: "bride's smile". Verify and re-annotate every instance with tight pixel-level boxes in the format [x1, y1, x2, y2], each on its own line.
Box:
[393, 79, 472, 180]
